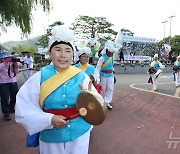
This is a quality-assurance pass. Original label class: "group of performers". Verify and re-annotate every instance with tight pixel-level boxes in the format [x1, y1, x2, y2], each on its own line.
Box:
[73, 42, 118, 110]
[147, 54, 180, 90]
[14, 24, 179, 154]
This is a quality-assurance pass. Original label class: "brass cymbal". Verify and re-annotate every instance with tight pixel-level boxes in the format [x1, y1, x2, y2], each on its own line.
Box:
[76, 90, 107, 125]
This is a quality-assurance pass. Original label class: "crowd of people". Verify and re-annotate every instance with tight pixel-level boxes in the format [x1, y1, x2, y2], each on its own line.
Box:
[0, 25, 179, 154]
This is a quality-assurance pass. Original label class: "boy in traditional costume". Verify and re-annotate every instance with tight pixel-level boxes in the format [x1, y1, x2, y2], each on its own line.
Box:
[173, 55, 180, 87]
[94, 41, 119, 110]
[150, 54, 165, 91]
[15, 25, 97, 154]
[74, 47, 95, 76]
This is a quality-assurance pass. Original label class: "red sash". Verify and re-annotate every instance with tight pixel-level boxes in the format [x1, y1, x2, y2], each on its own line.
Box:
[43, 107, 79, 120]
[101, 70, 113, 74]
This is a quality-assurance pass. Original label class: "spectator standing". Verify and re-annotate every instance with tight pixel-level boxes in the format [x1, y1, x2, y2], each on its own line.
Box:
[0, 50, 20, 121]
[73, 46, 79, 64]
[23, 52, 34, 80]
[119, 47, 124, 63]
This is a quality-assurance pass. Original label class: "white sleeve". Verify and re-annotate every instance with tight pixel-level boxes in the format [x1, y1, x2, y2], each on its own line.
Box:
[150, 62, 154, 67]
[15, 72, 54, 135]
[29, 57, 34, 68]
[158, 62, 165, 69]
[94, 57, 104, 83]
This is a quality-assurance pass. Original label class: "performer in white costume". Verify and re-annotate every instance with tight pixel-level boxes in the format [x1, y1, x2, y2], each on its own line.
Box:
[150, 54, 165, 91]
[94, 41, 119, 110]
[22, 52, 34, 80]
[74, 47, 95, 76]
[15, 25, 97, 154]
[173, 55, 180, 87]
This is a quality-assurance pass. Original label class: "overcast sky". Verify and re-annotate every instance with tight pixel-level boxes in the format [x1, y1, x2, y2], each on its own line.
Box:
[0, 0, 179, 43]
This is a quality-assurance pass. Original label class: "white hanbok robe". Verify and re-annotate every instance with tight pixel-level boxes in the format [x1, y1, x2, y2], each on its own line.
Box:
[15, 71, 96, 154]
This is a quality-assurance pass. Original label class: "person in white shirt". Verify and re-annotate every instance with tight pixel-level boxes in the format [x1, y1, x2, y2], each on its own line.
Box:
[22, 52, 34, 80]
[73, 46, 79, 64]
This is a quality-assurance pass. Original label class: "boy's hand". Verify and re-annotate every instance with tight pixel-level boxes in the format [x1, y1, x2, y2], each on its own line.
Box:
[51, 115, 69, 128]
[79, 80, 92, 91]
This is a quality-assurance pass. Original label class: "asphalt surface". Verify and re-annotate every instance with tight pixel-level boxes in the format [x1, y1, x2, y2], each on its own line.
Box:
[0, 71, 180, 154]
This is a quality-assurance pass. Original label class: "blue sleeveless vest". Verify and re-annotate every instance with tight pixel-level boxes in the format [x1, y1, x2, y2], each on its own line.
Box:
[174, 61, 180, 66]
[152, 61, 160, 68]
[40, 65, 91, 142]
[100, 54, 114, 77]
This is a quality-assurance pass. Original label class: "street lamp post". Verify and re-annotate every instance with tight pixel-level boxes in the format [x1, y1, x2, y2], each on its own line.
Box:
[168, 15, 175, 44]
[169, 15, 175, 37]
[161, 20, 167, 39]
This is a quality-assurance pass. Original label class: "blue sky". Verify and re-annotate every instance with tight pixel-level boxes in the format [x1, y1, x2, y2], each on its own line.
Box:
[0, 0, 179, 43]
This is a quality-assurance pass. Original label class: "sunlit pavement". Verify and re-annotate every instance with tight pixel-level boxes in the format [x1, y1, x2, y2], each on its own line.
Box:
[0, 72, 180, 154]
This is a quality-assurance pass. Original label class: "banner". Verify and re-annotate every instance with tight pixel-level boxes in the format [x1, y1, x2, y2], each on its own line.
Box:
[124, 55, 151, 61]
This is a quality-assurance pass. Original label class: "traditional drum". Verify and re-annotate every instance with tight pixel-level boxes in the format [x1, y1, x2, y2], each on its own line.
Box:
[147, 67, 157, 74]
[172, 66, 180, 73]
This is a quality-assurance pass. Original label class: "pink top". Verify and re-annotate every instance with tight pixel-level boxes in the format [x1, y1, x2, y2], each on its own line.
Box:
[0, 62, 18, 83]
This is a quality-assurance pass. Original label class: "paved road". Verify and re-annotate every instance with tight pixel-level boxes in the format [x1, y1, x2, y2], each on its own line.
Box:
[0, 71, 180, 154]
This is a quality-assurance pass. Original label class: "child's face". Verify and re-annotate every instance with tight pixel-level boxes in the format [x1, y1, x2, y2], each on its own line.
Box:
[49, 43, 73, 72]
[154, 57, 158, 61]
[106, 50, 113, 57]
[79, 54, 90, 65]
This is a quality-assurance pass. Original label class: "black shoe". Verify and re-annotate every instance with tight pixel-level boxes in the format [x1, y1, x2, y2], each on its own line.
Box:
[107, 104, 112, 110]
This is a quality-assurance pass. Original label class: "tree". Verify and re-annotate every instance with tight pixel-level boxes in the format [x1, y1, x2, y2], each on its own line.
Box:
[36, 21, 64, 48]
[71, 15, 118, 43]
[0, 44, 8, 50]
[0, 0, 50, 34]
[10, 44, 36, 55]
[171, 35, 180, 54]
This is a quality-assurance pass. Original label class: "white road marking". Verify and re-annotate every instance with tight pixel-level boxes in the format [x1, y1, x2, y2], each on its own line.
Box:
[130, 82, 179, 99]
[174, 88, 180, 97]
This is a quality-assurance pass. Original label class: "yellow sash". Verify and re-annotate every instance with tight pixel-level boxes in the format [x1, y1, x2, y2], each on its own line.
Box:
[40, 66, 82, 107]
[78, 63, 90, 70]
[101, 57, 111, 69]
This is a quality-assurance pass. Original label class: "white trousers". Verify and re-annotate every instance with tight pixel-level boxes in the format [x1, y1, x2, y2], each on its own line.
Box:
[22, 70, 32, 80]
[151, 74, 158, 90]
[151, 69, 162, 90]
[39, 130, 91, 154]
[175, 72, 180, 86]
[100, 76, 114, 104]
